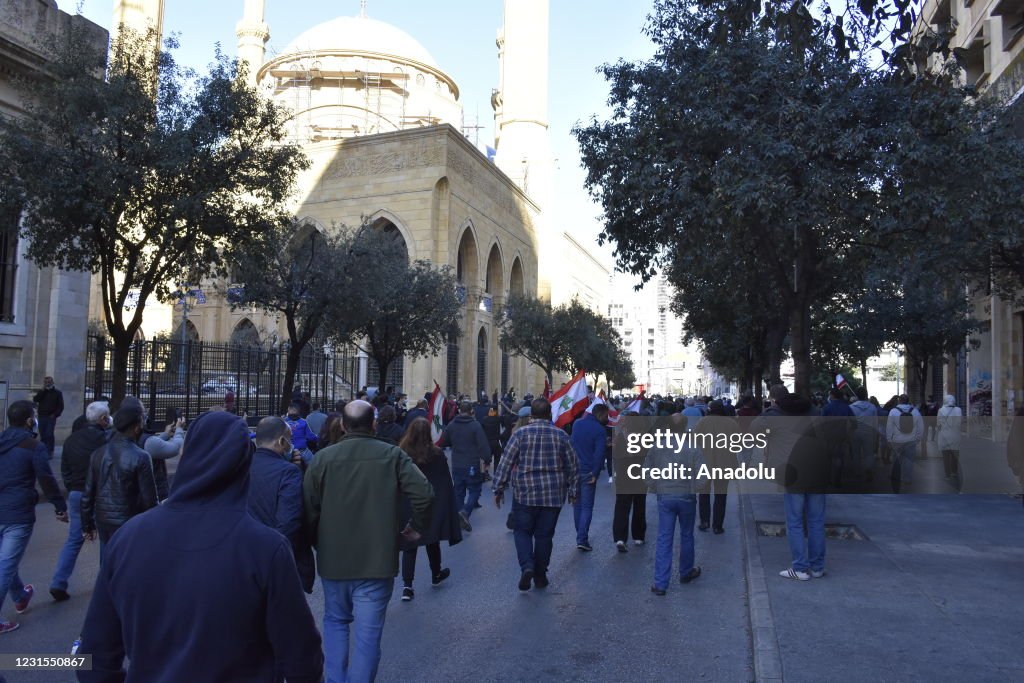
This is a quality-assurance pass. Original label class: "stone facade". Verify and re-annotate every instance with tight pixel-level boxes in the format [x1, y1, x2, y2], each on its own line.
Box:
[182, 124, 542, 399]
[0, 0, 107, 433]
[916, 0, 1024, 423]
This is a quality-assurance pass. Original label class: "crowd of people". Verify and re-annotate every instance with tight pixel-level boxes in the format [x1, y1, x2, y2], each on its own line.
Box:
[0, 372, 1020, 682]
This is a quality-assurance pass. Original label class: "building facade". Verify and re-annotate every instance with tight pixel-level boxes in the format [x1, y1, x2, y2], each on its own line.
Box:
[918, 0, 1024, 422]
[0, 0, 107, 432]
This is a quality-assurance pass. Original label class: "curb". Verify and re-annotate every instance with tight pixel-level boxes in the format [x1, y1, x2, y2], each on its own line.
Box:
[739, 494, 784, 682]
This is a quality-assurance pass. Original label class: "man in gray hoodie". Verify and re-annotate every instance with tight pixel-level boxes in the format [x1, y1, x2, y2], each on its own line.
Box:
[439, 401, 490, 531]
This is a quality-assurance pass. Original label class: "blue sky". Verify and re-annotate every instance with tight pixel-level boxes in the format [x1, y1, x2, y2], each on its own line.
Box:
[71, 0, 656, 269]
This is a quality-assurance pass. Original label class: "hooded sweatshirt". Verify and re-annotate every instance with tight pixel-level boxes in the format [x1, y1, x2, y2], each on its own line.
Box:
[78, 411, 323, 683]
[0, 427, 66, 524]
[439, 414, 490, 470]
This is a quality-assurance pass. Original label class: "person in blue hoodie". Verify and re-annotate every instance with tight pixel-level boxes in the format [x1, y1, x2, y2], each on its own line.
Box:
[570, 404, 610, 552]
[0, 400, 67, 634]
[77, 410, 323, 683]
[285, 402, 318, 462]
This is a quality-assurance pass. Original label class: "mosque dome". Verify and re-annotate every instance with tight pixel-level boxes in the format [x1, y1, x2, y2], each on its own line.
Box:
[282, 15, 442, 74]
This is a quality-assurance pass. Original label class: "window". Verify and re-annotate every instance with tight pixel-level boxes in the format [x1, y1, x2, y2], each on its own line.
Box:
[0, 204, 20, 324]
[476, 329, 488, 395]
[446, 330, 460, 394]
[501, 349, 510, 395]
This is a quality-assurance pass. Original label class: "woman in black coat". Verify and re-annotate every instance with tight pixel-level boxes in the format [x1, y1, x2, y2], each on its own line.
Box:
[398, 417, 462, 600]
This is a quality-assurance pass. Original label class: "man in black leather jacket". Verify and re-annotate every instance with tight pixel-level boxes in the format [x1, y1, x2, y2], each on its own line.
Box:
[80, 404, 158, 558]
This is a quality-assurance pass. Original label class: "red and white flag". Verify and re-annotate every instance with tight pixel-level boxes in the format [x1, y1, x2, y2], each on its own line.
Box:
[550, 370, 590, 428]
[625, 390, 646, 414]
[835, 374, 848, 390]
[427, 381, 445, 445]
[542, 377, 551, 400]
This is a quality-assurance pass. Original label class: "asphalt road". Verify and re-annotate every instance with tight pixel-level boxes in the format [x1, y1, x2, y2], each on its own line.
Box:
[0, 477, 754, 683]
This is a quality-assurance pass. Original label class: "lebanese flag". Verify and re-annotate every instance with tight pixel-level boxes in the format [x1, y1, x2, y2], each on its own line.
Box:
[542, 377, 551, 400]
[625, 390, 646, 413]
[550, 370, 590, 428]
[427, 381, 445, 445]
[586, 389, 607, 413]
[589, 390, 623, 425]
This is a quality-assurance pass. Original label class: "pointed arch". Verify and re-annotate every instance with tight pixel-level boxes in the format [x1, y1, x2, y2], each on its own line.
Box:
[509, 255, 525, 297]
[368, 209, 413, 261]
[455, 220, 479, 287]
[485, 242, 504, 296]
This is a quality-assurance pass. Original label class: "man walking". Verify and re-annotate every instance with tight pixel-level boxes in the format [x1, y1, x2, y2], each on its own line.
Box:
[849, 387, 879, 484]
[304, 400, 433, 683]
[887, 394, 924, 493]
[644, 414, 704, 595]
[0, 401, 68, 633]
[80, 404, 158, 556]
[32, 376, 63, 457]
[492, 399, 579, 591]
[249, 417, 315, 594]
[570, 403, 609, 552]
[50, 401, 110, 602]
[77, 410, 324, 683]
[285, 402, 318, 462]
[438, 401, 490, 532]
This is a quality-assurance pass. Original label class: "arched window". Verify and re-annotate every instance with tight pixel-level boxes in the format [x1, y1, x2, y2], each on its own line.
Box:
[476, 328, 487, 396]
[456, 226, 478, 286]
[446, 329, 460, 395]
[370, 215, 409, 262]
[485, 244, 503, 295]
[230, 319, 260, 347]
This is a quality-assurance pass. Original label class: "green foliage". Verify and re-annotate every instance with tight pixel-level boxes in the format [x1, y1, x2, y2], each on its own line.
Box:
[229, 220, 354, 412]
[0, 27, 306, 403]
[576, 0, 1022, 396]
[499, 296, 629, 385]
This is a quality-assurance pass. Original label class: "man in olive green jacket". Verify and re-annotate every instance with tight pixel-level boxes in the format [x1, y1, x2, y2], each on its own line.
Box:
[303, 400, 433, 683]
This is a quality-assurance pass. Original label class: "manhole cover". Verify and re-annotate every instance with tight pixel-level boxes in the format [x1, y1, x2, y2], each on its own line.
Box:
[756, 521, 867, 541]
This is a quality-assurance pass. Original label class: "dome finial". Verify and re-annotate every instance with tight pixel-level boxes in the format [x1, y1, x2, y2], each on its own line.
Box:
[360, 0, 368, 18]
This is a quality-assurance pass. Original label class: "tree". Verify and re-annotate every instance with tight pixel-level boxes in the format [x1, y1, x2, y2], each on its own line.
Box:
[605, 345, 637, 391]
[228, 220, 353, 413]
[322, 228, 461, 395]
[576, 1, 888, 395]
[498, 295, 577, 386]
[0, 28, 306, 405]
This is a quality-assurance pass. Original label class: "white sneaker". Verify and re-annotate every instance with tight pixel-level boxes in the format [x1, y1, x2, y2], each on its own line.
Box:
[634, 539, 645, 546]
[810, 569, 826, 578]
[779, 568, 811, 581]
[608, 476, 614, 484]
[616, 540, 627, 553]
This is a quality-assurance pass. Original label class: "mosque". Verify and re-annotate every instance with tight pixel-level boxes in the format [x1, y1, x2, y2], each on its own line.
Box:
[95, 0, 609, 398]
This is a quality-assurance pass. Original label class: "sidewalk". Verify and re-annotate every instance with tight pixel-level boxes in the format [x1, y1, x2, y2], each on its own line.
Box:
[743, 493, 1024, 682]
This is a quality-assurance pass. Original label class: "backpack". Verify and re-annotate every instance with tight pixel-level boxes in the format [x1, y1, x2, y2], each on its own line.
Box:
[896, 407, 915, 435]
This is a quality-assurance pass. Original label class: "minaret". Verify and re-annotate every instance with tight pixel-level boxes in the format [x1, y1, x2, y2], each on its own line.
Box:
[493, 0, 554, 202]
[112, 0, 165, 42]
[493, 0, 558, 301]
[236, 0, 270, 87]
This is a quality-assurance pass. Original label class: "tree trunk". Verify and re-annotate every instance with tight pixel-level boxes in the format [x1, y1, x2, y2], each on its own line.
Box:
[790, 305, 812, 397]
[375, 356, 390, 396]
[109, 332, 133, 409]
[860, 357, 868, 394]
[279, 344, 305, 415]
[764, 323, 786, 388]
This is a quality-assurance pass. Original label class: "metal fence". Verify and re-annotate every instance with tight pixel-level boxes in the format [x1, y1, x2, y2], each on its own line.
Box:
[84, 335, 359, 423]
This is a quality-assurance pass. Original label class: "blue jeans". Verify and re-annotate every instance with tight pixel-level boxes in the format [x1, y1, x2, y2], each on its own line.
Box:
[322, 578, 394, 683]
[452, 468, 482, 518]
[892, 441, 917, 485]
[653, 494, 696, 591]
[573, 479, 597, 545]
[0, 523, 34, 613]
[511, 501, 561, 575]
[784, 493, 826, 573]
[50, 491, 84, 592]
[37, 416, 57, 456]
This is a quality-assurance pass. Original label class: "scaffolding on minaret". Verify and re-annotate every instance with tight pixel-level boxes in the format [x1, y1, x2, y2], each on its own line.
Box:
[360, 0, 368, 18]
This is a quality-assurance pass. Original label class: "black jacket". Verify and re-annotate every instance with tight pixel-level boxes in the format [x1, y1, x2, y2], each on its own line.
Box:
[438, 414, 490, 470]
[81, 434, 158, 534]
[248, 447, 315, 593]
[61, 424, 108, 493]
[400, 448, 462, 550]
[375, 421, 404, 445]
[78, 411, 323, 683]
[33, 386, 64, 418]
